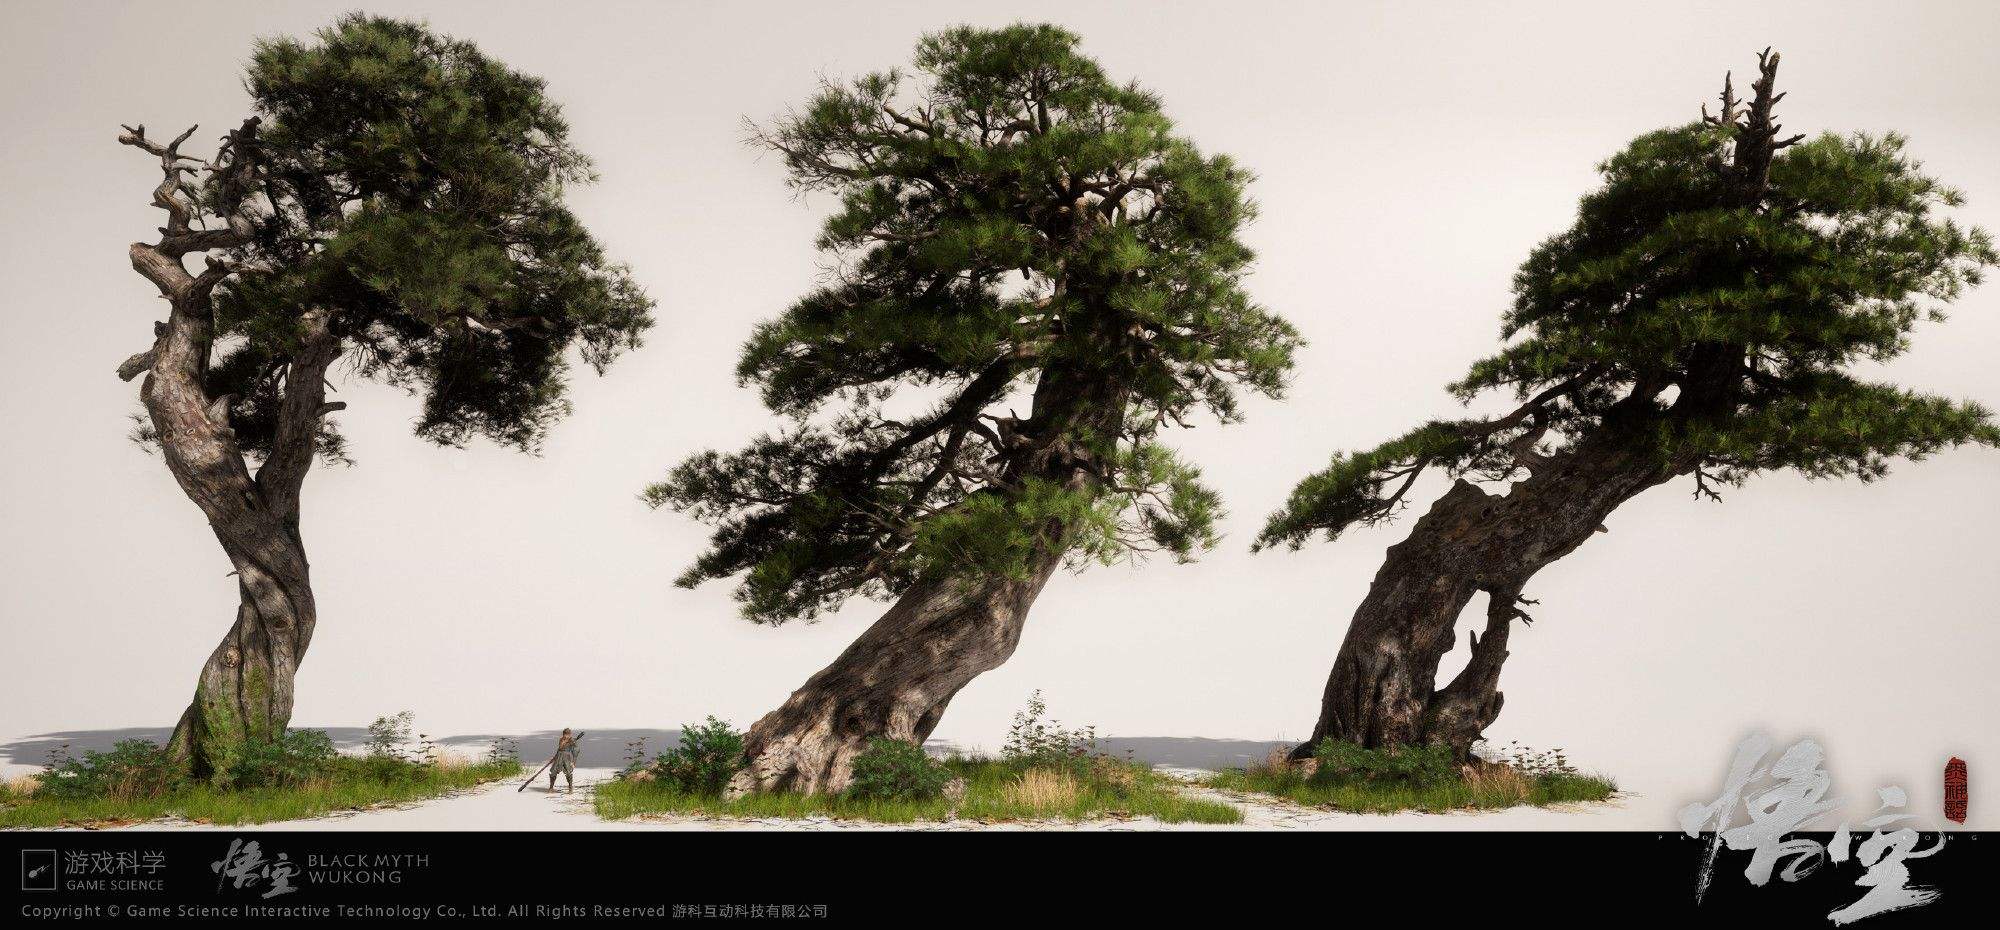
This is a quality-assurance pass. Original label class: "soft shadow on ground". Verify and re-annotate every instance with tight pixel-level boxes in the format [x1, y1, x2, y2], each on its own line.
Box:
[1095, 737, 1290, 771]
[447, 729, 684, 768]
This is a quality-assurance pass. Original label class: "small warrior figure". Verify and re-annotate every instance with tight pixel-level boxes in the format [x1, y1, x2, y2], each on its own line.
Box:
[548, 728, 580, 793]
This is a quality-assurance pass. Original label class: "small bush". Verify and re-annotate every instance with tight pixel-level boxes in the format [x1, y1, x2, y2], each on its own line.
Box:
[1310, 738, 1455, 788]
[847, 738, 951, 801]
[366, 711, 416, 760]
[653, 717, 745, 795]
[1000, 690, 1098, 776]
[37, 739, 186, 801]
[333, 753, 423, 787]
[226, 729, 336, 790]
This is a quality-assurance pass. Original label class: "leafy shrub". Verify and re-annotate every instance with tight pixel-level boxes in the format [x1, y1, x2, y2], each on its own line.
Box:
[226, 729, 336, 790]
[37, 739, 186, 801]
[1000, 690, 1098, 776]
[652, 717, 745, 795]
[333, 753, 426, 787]
[1310, 738, 1455, 788]
[336, 712, 442, 784]
[366, 711, 416, 760]
[847, 738, 951, 801]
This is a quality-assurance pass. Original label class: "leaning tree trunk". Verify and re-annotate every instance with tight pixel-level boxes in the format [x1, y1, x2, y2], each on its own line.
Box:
[727, 348, 1128, 795]
[725, 548, 1066, 795]
[1297, 429, 1692, 762]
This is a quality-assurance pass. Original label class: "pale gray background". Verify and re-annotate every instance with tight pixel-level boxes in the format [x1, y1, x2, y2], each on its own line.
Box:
[2, 0, 1994, 828]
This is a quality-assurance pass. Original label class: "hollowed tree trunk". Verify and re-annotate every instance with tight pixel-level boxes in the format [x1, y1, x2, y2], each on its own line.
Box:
[1297, 431, 1690, 762]
[726, 549, 1066, 796]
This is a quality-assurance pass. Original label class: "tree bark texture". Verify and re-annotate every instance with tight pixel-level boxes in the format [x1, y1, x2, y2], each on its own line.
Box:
[1297, 430, 1692, 761]
[118, 121, 341, 778]
[729, 351, 1130, 795]
[1296, 51, 1795, 764]
[725, 551, 1065, 795]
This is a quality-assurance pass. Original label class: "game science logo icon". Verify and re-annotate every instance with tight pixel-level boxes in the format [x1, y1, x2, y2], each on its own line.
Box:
[21, 849, 57, 892]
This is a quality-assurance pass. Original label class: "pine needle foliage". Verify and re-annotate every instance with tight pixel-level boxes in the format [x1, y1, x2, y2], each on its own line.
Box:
[1260, 52, 1995, 549]
[198, 14, 653, 458]
[652, 25, 1299, 623]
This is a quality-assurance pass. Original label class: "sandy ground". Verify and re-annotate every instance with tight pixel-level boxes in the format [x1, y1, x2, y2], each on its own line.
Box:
[6, 764, 1661, 833]
[2, 728, 1667, 831]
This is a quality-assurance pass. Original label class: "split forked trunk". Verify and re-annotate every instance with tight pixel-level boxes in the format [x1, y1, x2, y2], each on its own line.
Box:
[1298, 429, 1692, 762]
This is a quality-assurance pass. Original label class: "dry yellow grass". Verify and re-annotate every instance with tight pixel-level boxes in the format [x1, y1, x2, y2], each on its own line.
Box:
[1002, 768, 1080, 811]
[3, 773, 40, 797]
[430, 752, 480, 771]
[1460, 763, 1530, 802]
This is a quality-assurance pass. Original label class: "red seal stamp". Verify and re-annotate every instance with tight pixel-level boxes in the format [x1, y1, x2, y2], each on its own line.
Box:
[1943, 756, 1967, 824]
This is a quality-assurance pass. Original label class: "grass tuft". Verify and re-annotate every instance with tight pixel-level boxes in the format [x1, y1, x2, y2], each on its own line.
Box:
[1208, 752, 1616, 815]
[595, 756, 1240, 826]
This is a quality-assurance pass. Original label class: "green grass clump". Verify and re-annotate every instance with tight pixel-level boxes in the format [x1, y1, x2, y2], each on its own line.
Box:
[2, 714, 523, 829]
[0, 757, 520, 829]
[595, 756, 1240, 825]
[1207, 739, 1615, 814]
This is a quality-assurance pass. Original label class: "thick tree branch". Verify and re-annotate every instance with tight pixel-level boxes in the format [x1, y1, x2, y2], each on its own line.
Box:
[255, 309, 342, 514]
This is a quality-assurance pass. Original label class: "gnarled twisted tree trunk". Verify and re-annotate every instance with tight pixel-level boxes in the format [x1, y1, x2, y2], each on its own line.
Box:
[139, 308, 339, 778]
[1297, 51, 1801, 764]
[119, 121, 343, 778]
[1297, 428, 1694, 762]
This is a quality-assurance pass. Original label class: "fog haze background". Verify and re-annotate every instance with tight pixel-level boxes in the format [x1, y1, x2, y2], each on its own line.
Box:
[3, 0, 1995, 826]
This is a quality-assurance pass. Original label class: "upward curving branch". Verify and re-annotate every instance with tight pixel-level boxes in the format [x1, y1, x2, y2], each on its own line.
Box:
[118, 119, 265, 391]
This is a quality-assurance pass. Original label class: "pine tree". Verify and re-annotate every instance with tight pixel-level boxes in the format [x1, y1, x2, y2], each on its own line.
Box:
[116, 15, 654, 776]
[651, 24, 1300, 793]
[1258, 51, 1996, 760]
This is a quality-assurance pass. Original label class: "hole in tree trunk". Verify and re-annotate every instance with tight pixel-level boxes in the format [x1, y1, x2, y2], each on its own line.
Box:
[1431, 591, 1497, 691]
